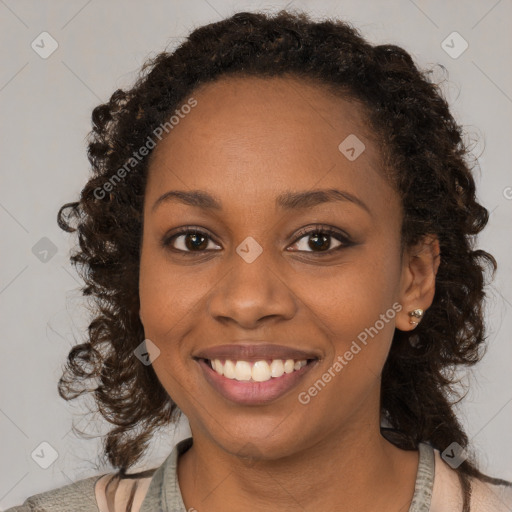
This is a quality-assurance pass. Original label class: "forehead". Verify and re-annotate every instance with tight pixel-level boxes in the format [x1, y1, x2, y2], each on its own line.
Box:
[189, 74, 366, 124]
[153, 74, 375, 153]
[146, 75, 392, 212]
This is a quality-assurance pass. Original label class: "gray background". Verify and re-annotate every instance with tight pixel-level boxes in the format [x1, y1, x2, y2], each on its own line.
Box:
[1, 0, 511, 508]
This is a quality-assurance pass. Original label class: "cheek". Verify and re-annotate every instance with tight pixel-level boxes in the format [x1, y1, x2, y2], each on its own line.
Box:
[299, 245, 402, 375]
[138, 251, 201, 403]
[304, 250, 400, 328]
[138, 244, 217, 383]
[139, 232, 201, 323]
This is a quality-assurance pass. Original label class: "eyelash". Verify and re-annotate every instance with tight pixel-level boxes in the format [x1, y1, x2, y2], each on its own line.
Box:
[161, 224, 353, 256]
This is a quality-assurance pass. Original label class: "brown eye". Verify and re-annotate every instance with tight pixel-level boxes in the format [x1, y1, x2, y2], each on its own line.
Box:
[163, 228, 221, 253]
[288, 225, 352, 254]
[162, 224, 353, 256]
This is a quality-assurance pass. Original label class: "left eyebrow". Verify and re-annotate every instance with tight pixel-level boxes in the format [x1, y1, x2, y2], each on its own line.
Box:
[151, 188, 371, 215]
[275, 188, 371, 214]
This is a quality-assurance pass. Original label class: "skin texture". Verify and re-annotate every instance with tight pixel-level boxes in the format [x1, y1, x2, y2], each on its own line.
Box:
[138, 76, 440, 512]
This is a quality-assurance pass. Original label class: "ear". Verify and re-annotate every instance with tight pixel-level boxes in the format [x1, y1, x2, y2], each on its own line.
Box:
[395, 234, 441, 331]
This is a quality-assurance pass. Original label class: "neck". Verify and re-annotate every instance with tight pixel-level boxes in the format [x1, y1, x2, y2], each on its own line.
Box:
[177, 412, 419, 512]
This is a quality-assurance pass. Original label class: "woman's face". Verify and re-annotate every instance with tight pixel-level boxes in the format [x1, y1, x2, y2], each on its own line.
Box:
[139, 75, 411, 459]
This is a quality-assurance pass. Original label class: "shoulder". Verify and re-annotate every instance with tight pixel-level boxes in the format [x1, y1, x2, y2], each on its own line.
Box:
[3, 474, 104, 512]
[4, 467, 158, 512]
[470, 476, 512, 512]
[95, 468, 156, 512]
[430, 447, 512, 512]
[5, 438, 192, 512]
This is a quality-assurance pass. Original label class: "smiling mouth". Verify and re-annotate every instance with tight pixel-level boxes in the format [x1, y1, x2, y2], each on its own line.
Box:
[194, 355, 319, 405]
[199, 357, 317, 383]
[192, 342, 321, 404]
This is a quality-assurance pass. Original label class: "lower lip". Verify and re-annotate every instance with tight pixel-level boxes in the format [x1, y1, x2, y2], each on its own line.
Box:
[196, 359, 317, 405]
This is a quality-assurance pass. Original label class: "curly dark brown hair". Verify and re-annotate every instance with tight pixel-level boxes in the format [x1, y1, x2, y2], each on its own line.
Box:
[57, 9, 508, 510]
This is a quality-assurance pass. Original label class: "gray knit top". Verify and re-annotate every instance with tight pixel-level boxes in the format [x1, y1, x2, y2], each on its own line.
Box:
[5, 438, 512, 511]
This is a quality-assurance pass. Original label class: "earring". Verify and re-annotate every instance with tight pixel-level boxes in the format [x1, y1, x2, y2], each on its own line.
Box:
[408, 309, 424, 326]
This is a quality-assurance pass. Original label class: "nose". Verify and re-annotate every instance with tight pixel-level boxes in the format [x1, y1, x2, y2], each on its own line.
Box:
[206, 249, 297, 329]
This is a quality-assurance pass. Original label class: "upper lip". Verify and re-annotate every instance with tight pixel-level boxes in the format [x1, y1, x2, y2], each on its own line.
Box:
[193, 343, 320, 362]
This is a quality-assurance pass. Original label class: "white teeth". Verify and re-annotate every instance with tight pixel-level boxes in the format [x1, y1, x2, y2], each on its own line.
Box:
[284, 359, 295, 373]
[252, 361, 271, 382]
[223, 359, 236, 379]
[209, 358, 309, 382]
[270, 359, 284, 377]
[212, 359, 223, 375]
[234, 361, 252, 381]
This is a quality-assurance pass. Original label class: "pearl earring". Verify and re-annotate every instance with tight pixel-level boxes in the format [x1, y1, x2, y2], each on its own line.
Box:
[408, 309, 424, 326]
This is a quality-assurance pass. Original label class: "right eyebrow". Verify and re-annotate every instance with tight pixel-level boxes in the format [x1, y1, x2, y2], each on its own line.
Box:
[152, 190, 222, 213]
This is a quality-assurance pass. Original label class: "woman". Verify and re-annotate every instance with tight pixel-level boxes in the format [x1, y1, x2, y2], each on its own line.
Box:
[7, 9, 512, 512]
